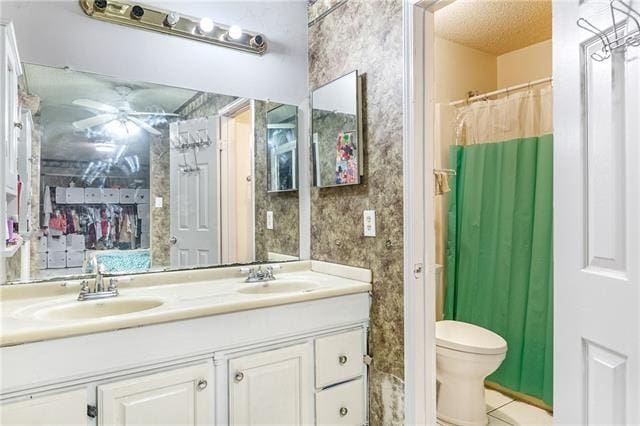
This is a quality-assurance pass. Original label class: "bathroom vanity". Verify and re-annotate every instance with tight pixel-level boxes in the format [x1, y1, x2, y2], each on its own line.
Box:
[0, 261, 372, 425]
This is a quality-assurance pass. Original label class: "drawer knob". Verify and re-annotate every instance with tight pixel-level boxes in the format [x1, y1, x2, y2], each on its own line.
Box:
[339, 407, 348, 417]
[338, 355, 348, 365]
[197, 379, 208, 391]
[235, 372, 245, 382]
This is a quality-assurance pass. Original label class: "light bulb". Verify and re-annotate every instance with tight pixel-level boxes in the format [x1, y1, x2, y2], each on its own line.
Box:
[198, 17, 214, 34]
[228, 25, 242, 40]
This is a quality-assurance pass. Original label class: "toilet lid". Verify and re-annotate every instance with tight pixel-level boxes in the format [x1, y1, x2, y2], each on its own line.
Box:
[436, 320, 507, 355]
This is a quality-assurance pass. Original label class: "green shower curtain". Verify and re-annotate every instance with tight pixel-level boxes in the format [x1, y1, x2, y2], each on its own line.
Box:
[444, 135, 553, 406]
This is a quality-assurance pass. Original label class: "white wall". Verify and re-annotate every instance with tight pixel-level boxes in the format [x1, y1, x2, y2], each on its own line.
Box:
[0, 0, 308, 105]
[497, 39, 552, 89]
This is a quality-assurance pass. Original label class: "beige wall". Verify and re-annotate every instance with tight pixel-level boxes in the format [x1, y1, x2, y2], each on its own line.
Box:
[435, 37, 497, 103]
[497, 39, 552, 88]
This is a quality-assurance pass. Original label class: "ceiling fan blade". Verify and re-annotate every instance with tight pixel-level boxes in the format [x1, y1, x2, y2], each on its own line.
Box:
[128, 112, 180, 117]
[72, 114, 117, 130]
[72, 99, 119, 114]
[128, 116, 162, 136]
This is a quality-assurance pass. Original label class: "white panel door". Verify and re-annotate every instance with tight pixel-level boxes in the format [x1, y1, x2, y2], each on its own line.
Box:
[170, 117, 220, 268]
[98, 362, 213, 426]
[228, 343, 313, 425]
[554, 1, 640, 423]
[0, 388, 87, 426]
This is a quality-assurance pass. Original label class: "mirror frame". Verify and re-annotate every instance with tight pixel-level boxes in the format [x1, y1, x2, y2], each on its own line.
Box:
[311, 70, 363, 188]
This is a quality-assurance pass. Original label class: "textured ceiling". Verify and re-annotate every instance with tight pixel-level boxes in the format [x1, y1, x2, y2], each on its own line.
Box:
[435, 0, 552, 55]
[24, 64, 197, 164]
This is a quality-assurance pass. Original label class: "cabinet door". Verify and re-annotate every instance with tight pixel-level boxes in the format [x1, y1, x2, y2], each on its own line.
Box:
[98, 362, 213, 426]
[0, 388, 87, 426]
[229, 343, 313, 425]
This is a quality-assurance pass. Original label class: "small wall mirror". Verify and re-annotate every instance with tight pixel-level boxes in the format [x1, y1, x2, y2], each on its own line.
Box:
[311, 70, 362, 188]
[267, 104, 298, 192]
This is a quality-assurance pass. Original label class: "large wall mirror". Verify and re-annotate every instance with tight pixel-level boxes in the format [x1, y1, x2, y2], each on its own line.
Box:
[311, 70, 362, 188]
[4, 64, 301, 283]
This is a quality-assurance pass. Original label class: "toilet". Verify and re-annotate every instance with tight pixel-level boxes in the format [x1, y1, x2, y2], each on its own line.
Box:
[436, 320, 508, 426]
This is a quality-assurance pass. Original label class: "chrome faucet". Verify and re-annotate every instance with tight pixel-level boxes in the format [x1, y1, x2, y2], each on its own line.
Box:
[243, 265, 277, 283]
[78, 258, 119, 301]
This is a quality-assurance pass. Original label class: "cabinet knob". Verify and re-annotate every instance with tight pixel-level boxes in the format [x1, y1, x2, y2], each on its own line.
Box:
[169, 236, 178, 245]
[14, 122, 23, 129]
[197, 379, 208, 391]
[235, 372, 244, 382]
[339, 407, 348, 417]
[338, 355, 348, 365]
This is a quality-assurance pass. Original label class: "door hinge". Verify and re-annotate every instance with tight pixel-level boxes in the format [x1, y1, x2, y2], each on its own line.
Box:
[363, 354, 373, 366]
[413, 263, 423, 279]
[87, 404, 97, 418]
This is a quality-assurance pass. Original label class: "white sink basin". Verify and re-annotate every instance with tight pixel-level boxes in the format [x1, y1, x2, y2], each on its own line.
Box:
[238, 280, 319, 295]
[34, 297, 165, 321]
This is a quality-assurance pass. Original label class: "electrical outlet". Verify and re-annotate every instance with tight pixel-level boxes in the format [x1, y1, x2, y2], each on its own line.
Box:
[364, 210, 376, 237]
[267, 211, 274, 230]
[154, 197, 163, 208]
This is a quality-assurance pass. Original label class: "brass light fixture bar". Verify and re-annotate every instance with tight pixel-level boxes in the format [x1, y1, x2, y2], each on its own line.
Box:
[79, 0, 267, 55]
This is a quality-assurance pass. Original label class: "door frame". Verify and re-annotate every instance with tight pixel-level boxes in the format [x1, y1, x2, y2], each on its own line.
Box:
[403, 1, 435, 424]
[218, 98, 256, 264]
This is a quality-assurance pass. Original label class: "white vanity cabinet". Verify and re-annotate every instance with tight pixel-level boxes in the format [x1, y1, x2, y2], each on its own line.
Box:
[97, 362, 214, 426]
[228, 343, 313, 425]
[0, 388, 87, 425]
[0, 292, 371, 425]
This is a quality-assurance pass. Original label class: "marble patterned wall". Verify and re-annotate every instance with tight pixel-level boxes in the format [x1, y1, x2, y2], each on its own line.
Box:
[308, 0, 405, 424]
[254, 101, 300, 260]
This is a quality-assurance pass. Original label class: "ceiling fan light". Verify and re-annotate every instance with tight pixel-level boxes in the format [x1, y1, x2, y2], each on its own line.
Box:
[95, 142, 116, 153]
[104, 119, 140, 138]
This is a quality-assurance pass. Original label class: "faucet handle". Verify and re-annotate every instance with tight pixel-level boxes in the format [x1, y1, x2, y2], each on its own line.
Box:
[97, 263, 106, 274]
[79, 280, 90, 293]
[108, 277, 118, 292]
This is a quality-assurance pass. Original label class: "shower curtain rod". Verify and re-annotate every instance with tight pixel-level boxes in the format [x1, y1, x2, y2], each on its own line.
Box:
[449, 77, 553, 107]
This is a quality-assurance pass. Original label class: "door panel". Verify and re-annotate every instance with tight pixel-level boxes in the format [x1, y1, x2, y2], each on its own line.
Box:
[1, 388, 87, 426]
[170, 117, 220, 268]
[228, 343, 313, 425]
[98, 363, 213, 426]
[554, 0, 640, 423]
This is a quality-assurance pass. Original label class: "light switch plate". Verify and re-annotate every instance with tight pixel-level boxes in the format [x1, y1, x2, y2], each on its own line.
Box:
[267, 211, 274, 230]
[364, 210, 376, 237]
[154, 197, 163, 208]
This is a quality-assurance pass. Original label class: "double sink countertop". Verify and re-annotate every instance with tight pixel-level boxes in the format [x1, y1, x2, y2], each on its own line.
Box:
[0, 261, 372, 347]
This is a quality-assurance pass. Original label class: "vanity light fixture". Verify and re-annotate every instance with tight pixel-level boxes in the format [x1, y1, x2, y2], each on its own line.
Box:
[198, 17, 214, 34]
[228, 25, 242, 40]
[79, 0, 267, 55]
[164, 12, 179, 28]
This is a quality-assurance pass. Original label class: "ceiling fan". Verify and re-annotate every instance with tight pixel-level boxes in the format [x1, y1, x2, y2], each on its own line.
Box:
[71, 86, 179, 137]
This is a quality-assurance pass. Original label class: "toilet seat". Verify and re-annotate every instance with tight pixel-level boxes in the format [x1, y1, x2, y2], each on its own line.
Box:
[436, 320, 507, 355]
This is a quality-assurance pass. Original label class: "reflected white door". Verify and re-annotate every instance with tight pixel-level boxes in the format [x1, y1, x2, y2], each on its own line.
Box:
[554, 1, 639, 423]
[169, 117, 220, 268]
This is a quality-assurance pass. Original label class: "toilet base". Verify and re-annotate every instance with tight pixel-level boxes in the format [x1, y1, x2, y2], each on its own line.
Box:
[437, 376, 488, 426]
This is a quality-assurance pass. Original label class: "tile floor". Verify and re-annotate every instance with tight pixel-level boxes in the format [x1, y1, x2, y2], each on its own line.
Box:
[438, 388, 553, 426]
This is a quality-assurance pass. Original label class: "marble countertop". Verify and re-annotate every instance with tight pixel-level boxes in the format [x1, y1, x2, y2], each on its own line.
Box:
[0, 261, 372, 347]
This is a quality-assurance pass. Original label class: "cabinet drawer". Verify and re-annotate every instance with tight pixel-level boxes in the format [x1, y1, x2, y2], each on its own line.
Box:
[315, 329, 364, 388]
[47, 251, 67, 268]
[135, 188, 150, 204]
[65, 187, 85, 204]
[84, 188, 101, 203]
[47, 235, 66, 252]
[315, 378, 365, 426]
[119, 188, 136, 204]
[101, 188, 119, 204]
